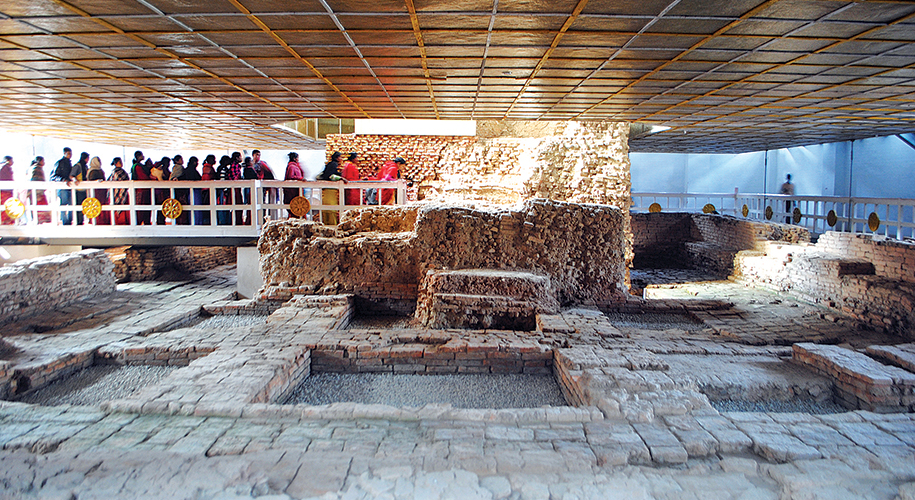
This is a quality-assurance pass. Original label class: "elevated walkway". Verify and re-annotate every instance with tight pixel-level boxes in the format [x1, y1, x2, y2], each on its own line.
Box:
[0, 179, 407, 246]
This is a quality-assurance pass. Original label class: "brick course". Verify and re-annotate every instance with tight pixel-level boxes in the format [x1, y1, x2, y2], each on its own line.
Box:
[631, 212, 809, 273]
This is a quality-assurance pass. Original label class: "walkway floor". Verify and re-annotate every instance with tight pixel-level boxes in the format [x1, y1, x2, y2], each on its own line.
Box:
[0, 266, 913, 499]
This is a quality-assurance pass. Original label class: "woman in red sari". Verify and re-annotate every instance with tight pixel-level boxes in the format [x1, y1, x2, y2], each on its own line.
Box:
[340, 152, 362, 206]
[29, 157, 51, 224]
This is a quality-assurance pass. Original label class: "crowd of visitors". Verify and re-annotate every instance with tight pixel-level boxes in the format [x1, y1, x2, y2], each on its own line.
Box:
[0, 147, 404, 226]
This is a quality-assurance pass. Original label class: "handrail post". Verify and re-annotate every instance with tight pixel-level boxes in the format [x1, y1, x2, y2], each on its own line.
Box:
[398, 180, 407, 206]
[847, 197, 854, 233]
[253, 180, 261, 231]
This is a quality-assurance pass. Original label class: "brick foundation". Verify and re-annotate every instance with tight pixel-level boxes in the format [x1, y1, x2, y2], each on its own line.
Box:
[793, 343, 915, 412]
[631, 212, 810, 274]
[415, 269, 559, 329]
[109, 246, 237, 282]
[735, 232, 915, 337]
[0, 249, 115, 324]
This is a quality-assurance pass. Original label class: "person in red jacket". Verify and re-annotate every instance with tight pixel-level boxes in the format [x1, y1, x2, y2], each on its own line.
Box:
[340, 153, 361, 206]
[376, 157, 404, 205]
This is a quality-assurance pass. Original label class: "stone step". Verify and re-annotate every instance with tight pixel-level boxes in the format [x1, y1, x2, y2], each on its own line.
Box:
[432, 293, 540, 312]
[867, 344, 915, 373]
[421, 269, 555, 301]
[415, 268, 559, 329]
[793, 342, 915, 412]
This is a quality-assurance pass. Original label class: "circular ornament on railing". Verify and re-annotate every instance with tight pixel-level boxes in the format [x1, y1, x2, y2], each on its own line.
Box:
[792, 207, 802, 224]
[868, 212, 880, 232]
[765, 206, 773, 220]
[161, 198, 183, 219]
[826, 210, 838, 227]
[702, 203, 716, 214]
[741, 204, 749, 217]
[289, 196, 311, 218]
[3, 198, 24, 220]
[81, 197, 102, 219]
[648, 202, 662, 213]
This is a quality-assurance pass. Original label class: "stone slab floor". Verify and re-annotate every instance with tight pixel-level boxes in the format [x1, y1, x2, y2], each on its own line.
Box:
[0, 266, 914, 500]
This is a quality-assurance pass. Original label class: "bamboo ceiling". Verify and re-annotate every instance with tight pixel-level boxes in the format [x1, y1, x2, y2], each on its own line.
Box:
[0, 0, 913, 153]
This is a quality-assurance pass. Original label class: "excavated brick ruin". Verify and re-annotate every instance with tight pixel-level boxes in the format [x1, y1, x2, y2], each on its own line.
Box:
[258, 199, 628, 328]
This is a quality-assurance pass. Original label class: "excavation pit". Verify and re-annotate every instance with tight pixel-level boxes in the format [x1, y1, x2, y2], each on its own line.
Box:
[14, 364, 177, 407]
[159, 311, 270, 333]
[604, 311, 706, 332]
[346, 313, 414, 330]
[709, 398, 846, 414]
[282, 373, 569, 409]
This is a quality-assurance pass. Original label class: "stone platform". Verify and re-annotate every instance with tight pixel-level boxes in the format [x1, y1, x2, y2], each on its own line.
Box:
[794, 343, 915, 413]
[414, 268, 559, 330]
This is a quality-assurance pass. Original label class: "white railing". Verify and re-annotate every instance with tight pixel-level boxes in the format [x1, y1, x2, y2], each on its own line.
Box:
[0, 179, 408, 239]
[632, 191, 915, 240]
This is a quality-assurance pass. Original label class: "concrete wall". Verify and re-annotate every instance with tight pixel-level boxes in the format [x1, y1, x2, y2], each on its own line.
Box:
[0, 245, 82, 266]
[631, 133, 915, 199]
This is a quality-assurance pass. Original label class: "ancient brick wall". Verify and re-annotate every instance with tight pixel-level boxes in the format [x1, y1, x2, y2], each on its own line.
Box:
[817, 232, 915, 283]
[630, 213, 699, 267]
[258, 199, 628, 309]
[0, 249, 115, 323]
[324, 134, 476, 185]
[326, 121, 633, 266]
[118, 246, 237, 281]
[631, 212, 809, 273]
[734, 232, 915, 338]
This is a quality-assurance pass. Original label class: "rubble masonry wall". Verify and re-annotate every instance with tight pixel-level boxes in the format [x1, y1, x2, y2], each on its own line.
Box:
[0, 249, 114, 323]
[325, 121, 630, 209]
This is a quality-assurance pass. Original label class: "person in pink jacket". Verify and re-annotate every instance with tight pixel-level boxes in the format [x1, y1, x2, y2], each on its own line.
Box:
[284, 152, 305, 218]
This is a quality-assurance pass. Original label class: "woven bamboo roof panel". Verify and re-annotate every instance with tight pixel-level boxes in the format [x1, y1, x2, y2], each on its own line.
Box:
[0, 0, 912, 152]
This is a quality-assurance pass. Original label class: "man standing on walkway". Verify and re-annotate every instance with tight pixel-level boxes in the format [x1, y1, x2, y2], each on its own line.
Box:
[780, 173, 794, 224]
[51, 147, 76, 225]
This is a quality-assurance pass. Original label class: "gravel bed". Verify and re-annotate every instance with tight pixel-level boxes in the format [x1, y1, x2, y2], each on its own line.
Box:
[184, 314, 268, 330]
[18, 365, 177, 406]
[347, 315, 414, 330]
[284, 373, 569, 409]
[710, 398, 848, 414]
[605, 312, 706, 331]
